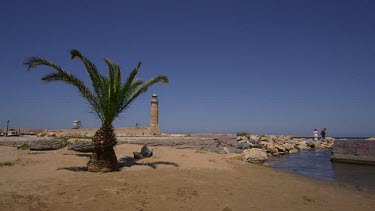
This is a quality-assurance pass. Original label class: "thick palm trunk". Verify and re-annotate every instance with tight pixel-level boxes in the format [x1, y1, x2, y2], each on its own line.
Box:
[87, 124, 119, 172]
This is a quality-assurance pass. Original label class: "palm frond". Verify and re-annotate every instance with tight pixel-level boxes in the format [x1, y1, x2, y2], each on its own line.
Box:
[70, 49, 102, 97]
[24, 56, 103, 122]
[119, 75, 168, 113]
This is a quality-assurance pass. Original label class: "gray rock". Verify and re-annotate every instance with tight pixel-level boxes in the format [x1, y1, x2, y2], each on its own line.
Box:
[29, 139, 66, 151]
[235, 148, 244, 154]
[141, 145, 153, 157]
[237, 140, 251, 149]
[306, 140, 315, 148]
[133, 152, 143, 159]
[242, 149, 268, 165]
[67, 142, 94, 152]
[252, 143, 263, 149]
[248, 138, 259, 144]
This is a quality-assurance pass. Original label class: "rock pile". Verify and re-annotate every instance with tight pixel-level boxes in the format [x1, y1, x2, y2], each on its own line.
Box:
[232, 135, 335, 165]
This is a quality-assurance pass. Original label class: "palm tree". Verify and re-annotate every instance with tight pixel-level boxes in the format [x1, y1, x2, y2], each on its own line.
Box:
[24, 49, 168, 172]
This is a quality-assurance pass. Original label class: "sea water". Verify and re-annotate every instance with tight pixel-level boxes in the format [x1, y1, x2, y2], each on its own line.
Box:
[268, 150, 375, 192]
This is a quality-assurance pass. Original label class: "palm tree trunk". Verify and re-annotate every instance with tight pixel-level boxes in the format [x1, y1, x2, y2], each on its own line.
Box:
[87, 124, 119, 172]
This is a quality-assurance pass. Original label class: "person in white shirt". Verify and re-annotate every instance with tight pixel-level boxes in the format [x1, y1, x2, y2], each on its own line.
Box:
[313, 129, 319, 141]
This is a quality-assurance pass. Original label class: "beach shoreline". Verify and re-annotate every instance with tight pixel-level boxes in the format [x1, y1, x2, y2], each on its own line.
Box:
[0, 142, 375, 210]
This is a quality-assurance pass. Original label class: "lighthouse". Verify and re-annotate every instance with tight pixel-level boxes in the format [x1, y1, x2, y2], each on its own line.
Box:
[149, 94, 160, 135]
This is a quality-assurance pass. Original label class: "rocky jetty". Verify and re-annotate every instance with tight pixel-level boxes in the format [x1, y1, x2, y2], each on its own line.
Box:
[233, 135, 335, 165]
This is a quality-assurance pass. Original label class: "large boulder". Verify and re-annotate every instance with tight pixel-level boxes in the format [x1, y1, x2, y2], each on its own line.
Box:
[67, 142, 94, 152]
[242, 149, 268, 165]
[237, 136, 248, 141]
[274, 138, 286, 145]
[313, 141, 324, 149]
[248, 138, 259, 144]
[306, 139, 315, 148]
[252, 143, 263, 149]
[29, 139, 66, 151]
[266, 142, 277, 153]
[260, 136, 273, 142]
[288, 149, 299, 154]
[326, 137, 335, 143]
[297, 145, 310, 151]
[237, 140, 251, 149]
[275, 144, 286, 152]
[283, 143, 293, 151]
[249, 135, 259, 142]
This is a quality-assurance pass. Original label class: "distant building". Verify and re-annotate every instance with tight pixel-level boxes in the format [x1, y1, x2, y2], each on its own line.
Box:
[73, 120, 81, 129]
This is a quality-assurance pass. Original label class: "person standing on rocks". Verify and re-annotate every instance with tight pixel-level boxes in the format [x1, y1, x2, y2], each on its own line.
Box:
[313, 129, 319, 141]
[321, 128, 326, 141]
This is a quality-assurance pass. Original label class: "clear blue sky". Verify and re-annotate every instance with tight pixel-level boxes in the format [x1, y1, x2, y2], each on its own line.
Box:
[0, 0, 374, 137]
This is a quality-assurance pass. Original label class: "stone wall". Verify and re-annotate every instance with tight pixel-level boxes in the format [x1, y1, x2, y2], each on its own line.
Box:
[51, 126, 160, 137]
[331, 140, 375, 165]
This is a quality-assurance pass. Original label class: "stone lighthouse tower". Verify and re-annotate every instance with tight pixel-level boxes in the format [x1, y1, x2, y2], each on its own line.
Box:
[149, 94, 160, 135]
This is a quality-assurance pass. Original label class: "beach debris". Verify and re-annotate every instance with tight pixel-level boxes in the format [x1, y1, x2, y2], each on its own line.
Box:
[242, 148, 268, 165]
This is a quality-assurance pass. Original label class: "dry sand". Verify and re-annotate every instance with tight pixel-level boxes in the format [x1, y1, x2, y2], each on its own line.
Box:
[0, 144, 374, 211]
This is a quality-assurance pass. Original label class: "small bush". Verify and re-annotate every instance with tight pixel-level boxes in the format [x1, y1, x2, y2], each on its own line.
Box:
[236, 132, 250, 137]
[17, 144, 29, 150]
[0, 161, 14, 167]
[0, 159, 22, 167]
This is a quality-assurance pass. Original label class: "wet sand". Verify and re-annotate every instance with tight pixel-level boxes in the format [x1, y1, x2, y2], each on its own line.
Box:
[0, 144, 374, 210]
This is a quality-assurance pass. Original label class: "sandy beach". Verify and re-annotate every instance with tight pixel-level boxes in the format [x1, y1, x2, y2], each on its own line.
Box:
[0, 143, 374, 211]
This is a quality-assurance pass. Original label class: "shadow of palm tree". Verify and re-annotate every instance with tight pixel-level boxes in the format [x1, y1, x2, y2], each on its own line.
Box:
[57, 156, 179, 172]
[74, 153, 92, 158]
[118, 156, 179, 169]
[57, 166, 88, 172]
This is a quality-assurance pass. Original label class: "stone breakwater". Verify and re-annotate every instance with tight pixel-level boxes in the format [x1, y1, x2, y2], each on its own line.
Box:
[232, 135, 335, 165]
[331, 139, 375, 165]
